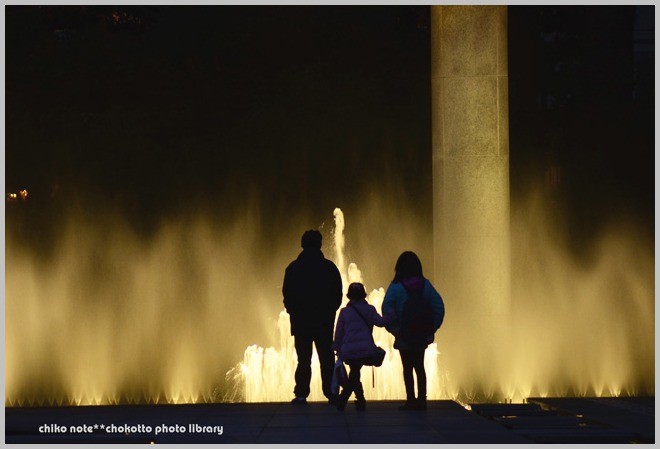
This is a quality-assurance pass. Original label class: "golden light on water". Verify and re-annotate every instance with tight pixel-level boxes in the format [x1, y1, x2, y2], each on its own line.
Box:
[5, 194, 654, 406]
[226, 208, 444, 402]
[227, 294, 443, 403]
[228, 203, 654, 405]
[5, 6, 653, 408]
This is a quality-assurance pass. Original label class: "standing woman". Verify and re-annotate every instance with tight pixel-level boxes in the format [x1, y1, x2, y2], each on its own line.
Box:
[382, 251, 445, 410]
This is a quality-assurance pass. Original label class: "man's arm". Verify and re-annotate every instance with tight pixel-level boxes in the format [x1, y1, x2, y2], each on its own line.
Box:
[282, 264, 296, 313]
[332, 311, 345, 352]
[328, 262, 343, 311]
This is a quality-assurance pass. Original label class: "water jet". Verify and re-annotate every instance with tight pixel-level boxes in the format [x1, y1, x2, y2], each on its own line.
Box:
[5, 6, 653, 408]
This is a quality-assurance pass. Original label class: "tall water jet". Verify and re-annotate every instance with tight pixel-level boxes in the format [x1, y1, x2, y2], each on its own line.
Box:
[431, 5, 511, 401]
[225, 208, 444, 403]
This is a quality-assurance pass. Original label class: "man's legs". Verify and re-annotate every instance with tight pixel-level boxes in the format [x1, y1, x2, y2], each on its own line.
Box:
[293, 334, 314, 399]
[313, 327, 336, 400]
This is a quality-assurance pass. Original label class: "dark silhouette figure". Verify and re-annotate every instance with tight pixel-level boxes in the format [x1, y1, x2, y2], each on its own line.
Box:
[332, 282, 393, 411]
[382, 251, 445, 410]
[283, 230, 343, 404]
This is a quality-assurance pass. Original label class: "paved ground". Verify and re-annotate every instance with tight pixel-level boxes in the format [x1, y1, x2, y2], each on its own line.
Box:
[5, 396, 654, 444]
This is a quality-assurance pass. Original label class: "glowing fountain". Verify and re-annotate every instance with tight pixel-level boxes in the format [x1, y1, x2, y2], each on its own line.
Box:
[226, 201, 654, 405]
[5, 7, 654, 407]
[226, 208, 443, 403]
[5, 197, 654, 407]
[5, 209, 287, 407]
[429, 5, 653, 404]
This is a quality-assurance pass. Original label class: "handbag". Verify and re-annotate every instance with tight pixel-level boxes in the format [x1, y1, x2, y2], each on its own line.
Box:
[348, 303, 387, 367]
[331, 359, 348, 395]
[370, 346, 386, 367]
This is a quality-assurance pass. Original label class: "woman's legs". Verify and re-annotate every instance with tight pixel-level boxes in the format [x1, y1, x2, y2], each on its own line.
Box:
[399, 347, 427, 410]
[411, 348, 427, 408]
[400, 349, 416, 402]
[412, 349, 426, 398]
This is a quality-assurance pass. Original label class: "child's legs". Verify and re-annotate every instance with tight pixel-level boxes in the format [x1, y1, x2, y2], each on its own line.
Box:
[347, 362, 364, 399]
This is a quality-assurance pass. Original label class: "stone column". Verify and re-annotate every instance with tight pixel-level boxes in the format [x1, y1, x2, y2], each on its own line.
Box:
[431, 6, 511, 400]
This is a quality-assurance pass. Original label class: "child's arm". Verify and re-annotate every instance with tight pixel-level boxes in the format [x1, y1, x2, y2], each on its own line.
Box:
[370, 306, 396, 328]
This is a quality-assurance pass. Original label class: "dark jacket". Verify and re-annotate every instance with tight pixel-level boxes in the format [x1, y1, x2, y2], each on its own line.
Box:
[282, 248, 343, 336]
[382, 276, 445, 350]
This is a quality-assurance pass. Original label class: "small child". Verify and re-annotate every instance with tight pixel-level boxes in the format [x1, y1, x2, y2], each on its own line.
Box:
[332, 282, 393, 411]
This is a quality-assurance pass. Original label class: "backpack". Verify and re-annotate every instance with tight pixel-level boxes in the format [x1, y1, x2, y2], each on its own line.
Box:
[398, 285, 435, 347]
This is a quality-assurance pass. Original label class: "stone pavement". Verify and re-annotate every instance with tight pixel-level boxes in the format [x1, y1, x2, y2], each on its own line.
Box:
[5, 397, 654, 444]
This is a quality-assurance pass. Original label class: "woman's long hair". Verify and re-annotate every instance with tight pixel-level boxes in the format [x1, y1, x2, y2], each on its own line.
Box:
[392, 251, 424, 282]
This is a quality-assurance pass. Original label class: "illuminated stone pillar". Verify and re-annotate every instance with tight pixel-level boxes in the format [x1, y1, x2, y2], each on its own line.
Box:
[431, 6, 511, 399]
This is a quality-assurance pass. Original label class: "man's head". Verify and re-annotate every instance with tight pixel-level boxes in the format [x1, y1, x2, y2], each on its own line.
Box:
[301, 230, 322, 250]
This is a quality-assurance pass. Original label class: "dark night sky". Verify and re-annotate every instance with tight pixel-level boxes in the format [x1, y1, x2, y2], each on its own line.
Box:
[5, 5, 655, 253]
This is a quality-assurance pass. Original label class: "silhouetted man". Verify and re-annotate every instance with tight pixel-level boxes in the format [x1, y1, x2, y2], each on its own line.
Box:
[283, 229, 343, 404]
